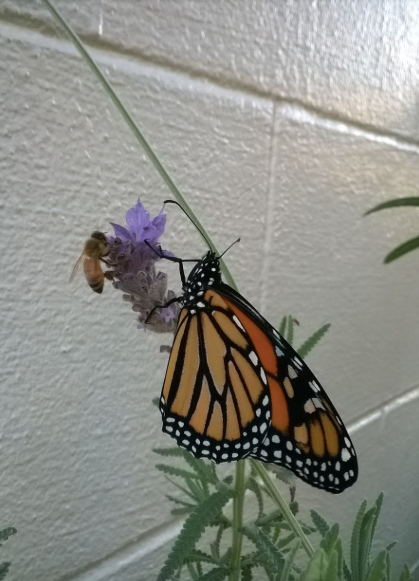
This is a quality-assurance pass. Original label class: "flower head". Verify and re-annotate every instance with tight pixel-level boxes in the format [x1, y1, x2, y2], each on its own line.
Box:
[103, 200, 179, 333]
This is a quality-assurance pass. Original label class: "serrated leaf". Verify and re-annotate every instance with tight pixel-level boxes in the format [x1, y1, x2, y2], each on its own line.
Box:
[0, 529, 16, 543]
[301, 548, 331, 581]
[358, 507, 377, 580]
[171, 506, 193, 516]
[350, 499, 367, 581]
[286, 316, 294, 346]
[165, 494, 195, 508]
[198, 567, 229, 581]
[310, 509, 330, 537]
[343, 558, 353, 581]
[0, 563, 11, 581]
[210, 524, 225, 563]
[184, 549, 215, 565]
[370, 493, 383, 545]
[243, 525, 284, 581]
[297, 324, 330, 359]
[384, 235, 419, 263]
[365, 549, 387, 581]
[157, 484, 233, 581]
[320, 524, 340, 553]
[155, 463, 203, 481]
[398, 564, 413, 581]
[279, 316, 287, 336]
[364, 197, 419, 215]
[241, 564, 254, 581]
[247, 477, 264, 519]
[280, 538, 300, 581]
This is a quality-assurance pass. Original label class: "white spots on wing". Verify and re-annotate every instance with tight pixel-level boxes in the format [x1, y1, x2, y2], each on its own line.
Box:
[312, 398, 325, 410]
[203, 440, 210, 447]
[221, 453, 228, 460]
[252, 438, 259, 445]
[243, 442, 250, 450]
[166, 417, 175, 423]
[293, 357, 303, 369]
[260, 368, 267, 385]
[275, 346, 284, 357]
[304, 399, 316, 414]
[262, 395, 269, 406]
[272, 434, 280, 444]
[344, 437, 351, 448]
[256, 408, 261, 417]
[274, 450, 282, 459]
[288, 365, 297, 379]
[233, 315, 245, 331]
[260, 422, 267, 433]
[166, 426, 173, 433]
[335, 461, 341, 471]
[341, 448, 351, 462]
[296, 460, 303, 468]
[249, 351, 258, 366]
[286, 441, 293, 451]
[309, 380, 320, 393]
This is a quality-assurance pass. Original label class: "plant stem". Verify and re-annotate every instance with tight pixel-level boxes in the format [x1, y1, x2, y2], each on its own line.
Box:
[41, 0, 238, 290]
[229, 460, 246, 581]
[251, 460, 315, 557]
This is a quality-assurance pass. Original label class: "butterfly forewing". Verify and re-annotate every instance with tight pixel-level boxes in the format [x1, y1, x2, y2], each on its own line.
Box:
[160, 290, 272, 462]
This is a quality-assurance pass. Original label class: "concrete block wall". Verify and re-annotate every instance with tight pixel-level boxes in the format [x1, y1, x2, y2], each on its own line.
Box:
[1, 1, 419, 579]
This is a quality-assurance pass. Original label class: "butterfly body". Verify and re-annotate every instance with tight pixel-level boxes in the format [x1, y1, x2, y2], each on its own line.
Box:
[159, 251, 358, 493]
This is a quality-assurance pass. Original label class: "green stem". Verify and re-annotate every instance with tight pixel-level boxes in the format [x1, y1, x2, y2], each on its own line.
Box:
[41, 0, 237, 290]
[251, 460, 315, 557]
[229, 460, 246, 581]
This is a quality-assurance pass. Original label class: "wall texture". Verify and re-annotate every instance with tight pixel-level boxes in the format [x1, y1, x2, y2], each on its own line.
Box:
[1, 1, 419, 579]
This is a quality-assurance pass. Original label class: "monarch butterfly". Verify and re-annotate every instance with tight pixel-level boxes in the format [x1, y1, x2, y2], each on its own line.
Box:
[154, 224, 358, 493]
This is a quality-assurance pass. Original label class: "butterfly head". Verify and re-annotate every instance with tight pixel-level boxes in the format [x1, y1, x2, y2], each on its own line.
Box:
[182, 251, 222, 309]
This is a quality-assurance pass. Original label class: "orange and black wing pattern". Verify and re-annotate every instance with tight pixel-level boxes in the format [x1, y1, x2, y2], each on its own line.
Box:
[160, 252, 358, 493]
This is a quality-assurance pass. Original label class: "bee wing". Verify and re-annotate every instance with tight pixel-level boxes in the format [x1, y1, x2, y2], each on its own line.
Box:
[69, 253, 84, 282]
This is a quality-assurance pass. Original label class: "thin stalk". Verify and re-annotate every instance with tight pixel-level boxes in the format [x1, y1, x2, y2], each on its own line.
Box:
[229, 460, 246, 581]
[41, 0, 237, 290]
[251, 460, 315, 557]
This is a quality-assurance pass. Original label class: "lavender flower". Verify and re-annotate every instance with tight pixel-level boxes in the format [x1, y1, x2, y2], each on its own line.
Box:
[104, 200, 179, 333]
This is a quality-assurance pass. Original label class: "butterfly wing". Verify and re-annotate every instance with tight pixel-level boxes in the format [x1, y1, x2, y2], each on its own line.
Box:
[216, 283, 358, 493]
[159, 292, 274, 462]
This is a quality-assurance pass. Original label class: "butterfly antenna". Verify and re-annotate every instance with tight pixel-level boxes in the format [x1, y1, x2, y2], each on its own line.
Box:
[163, 200, 212, 250]
[220, 238, 240, 258]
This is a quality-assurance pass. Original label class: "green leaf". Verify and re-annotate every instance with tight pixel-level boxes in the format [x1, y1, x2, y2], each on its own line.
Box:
[297, 324, 330, 359]
[198, 567, 229, 581]
[365, 197, 419, 215]
[155, 463, 204, 481]
[286, 316, 294, 346]
[184, 549, 215, 565]
[280, 538, 300, 581]
[350, 499, 367, 581]
[301, 548, 333, 581]
[241, 564, 254, 581]
[243, 525, 285, 580]
[365, 549, 387, 581]
[310, 509, 330, 537]
[398, 564, 413, 581]
[0, 563, 11, 581]
[279, 316, 287, 336]
[157, 484, 233, 581]
[0, 529, 16, 544]
[210, 524, 226, 563]
[358, 507, 378, 580]
[383, 235, 419, 263]
[247, 477, 264, 519]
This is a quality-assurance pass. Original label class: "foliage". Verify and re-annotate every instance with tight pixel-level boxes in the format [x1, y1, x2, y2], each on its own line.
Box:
[365, 196, 419, 263]
[0, 527, 16, 580]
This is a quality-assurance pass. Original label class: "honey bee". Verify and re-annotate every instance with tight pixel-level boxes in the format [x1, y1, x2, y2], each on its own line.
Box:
[70, 231, 112, 294]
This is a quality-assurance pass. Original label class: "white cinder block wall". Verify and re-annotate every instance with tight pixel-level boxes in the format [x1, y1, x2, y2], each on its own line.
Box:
[1, 1, 419, 579]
